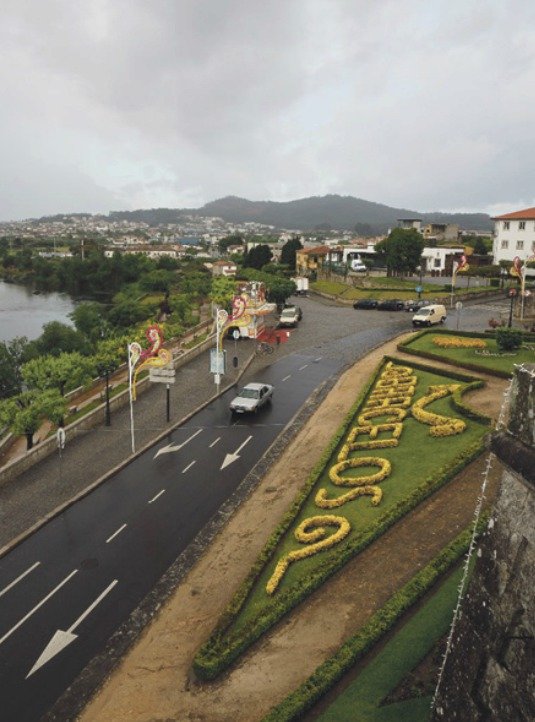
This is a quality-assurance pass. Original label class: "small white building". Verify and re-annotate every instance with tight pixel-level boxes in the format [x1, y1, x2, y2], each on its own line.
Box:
[492, 207, 535, 264]
[421, 246, 465, 276]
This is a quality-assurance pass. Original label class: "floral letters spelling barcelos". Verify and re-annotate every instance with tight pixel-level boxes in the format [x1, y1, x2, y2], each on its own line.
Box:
[266, 361, 419, 594]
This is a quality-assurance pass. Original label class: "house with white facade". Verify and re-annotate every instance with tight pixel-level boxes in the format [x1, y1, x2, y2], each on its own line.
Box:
[421, 246, 465, 276]
[492, 207, 535, 264]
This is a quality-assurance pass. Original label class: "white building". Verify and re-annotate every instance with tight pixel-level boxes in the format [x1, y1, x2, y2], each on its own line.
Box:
[492, 207, 535, 264]
[421, 246, 464, 275]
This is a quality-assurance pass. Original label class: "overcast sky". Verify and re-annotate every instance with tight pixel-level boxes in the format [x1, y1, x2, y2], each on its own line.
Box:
[2, 0, 534, 221]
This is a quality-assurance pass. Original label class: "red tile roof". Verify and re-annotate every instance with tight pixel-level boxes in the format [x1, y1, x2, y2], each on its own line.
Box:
[298, 245, 331, 254]
[492, 207, 535, 220]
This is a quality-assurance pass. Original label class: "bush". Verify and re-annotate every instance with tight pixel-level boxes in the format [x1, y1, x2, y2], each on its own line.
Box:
[495, 326, 523, 351]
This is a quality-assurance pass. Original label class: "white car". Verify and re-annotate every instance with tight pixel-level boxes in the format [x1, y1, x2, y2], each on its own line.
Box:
[230, 383, 274, 414]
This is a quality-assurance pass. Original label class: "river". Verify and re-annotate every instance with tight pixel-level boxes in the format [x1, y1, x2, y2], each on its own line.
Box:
[0, 281, 76, 343]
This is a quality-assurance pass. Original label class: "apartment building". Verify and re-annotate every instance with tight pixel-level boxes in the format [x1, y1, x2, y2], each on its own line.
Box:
[492, 207, 535, 264]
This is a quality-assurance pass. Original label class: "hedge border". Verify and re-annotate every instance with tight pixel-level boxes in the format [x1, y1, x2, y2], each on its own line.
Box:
[192, 358, 489, 680]
[262, 516, 489, 722]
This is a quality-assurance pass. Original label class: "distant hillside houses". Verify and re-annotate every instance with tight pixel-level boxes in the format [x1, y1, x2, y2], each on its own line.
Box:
[103, 243, 188, 259]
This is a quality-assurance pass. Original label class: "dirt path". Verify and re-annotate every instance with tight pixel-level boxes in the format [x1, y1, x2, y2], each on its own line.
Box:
[80, 337, 509, 722]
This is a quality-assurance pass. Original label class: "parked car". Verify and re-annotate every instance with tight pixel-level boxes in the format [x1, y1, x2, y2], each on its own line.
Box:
[229, 382, 274, 414]
[412, 304, 447, 327]
[353, 298, 378, 309]
[278, 305, 302, 327]
[404, 299, 429, 312]
[377, 299, 405, 311]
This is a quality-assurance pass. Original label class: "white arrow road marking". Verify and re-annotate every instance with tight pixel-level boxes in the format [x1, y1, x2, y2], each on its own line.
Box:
[148, 489, 165, 504]
[182, 460, 196, 474]
[298, 364, 309, 371]
[106, 523, 127, 544]
[0, 569, 78, 647]
[282, 375, 291, 381]
[209, 437, 221, 448]
[153, 429, 202, 459]
[220, 435, 253, 470]
[0, 562, 41, 600]
[26, 579, 118, 678]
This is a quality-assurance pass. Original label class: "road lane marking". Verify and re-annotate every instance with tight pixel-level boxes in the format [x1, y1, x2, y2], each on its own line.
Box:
[106, 524, 127, 544]
[182, 460, 196, 474]
[148, 489, 165, 504]
[298, 364, 309, 371]
[0, 569, 78, 647]
[154, 428, 203, 458]
[221, 435, 253, 470]
[0, 562, 41, 600]
[315, 357, 323, 362]
[27, 579, 119, 678]
[209, 437, 221, 448]
[282, 374, 291, 381]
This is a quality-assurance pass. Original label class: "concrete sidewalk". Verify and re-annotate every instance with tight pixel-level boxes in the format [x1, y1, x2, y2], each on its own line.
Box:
[0, 338, 255, 551]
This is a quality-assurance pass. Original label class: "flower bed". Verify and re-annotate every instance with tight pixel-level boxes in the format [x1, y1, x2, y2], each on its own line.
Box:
[399, 329, 535, 378]
[192, 357, 490, 681]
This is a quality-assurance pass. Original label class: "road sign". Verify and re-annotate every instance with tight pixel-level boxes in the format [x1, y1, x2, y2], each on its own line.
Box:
[149, 364, 176, 384]
[415, 285, 423, 293]
[455, 301, 463, 311]
[210, 349, 226, 374]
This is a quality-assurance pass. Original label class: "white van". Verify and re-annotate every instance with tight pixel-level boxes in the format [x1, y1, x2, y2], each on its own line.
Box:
[412, 304, 447, 327]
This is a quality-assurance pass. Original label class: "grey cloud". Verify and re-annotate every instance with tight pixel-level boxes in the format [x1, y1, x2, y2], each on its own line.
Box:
[1, 0, 535, 219]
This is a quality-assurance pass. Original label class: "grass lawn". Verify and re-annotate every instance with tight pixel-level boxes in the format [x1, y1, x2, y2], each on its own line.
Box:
[402, 331, 535, 377]
[231, 364, 487, 632]
[315, 565, 464, 721]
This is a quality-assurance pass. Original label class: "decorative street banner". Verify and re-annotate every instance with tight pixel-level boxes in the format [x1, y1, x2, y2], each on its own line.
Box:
[129, 324, 172, 399]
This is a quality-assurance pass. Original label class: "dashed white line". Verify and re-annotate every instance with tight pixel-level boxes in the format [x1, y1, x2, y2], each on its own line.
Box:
[0, 569, 78, 647]
[298, 364, 309, 371]
[209, 437, 221, 448]
[182, 460, 196, 474]
[315, 357, 323, 362]
[0, 562, 41, 599]
[282, 374, 292, 382]
[106, 524, 127, 544]
[148, 489, 166, 504]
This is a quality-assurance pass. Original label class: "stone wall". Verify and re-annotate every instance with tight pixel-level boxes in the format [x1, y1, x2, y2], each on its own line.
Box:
[432, 365, 535, 722]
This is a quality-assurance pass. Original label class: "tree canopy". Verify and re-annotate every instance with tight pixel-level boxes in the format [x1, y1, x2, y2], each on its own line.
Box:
[280, 237, 303, 271]
[243, 244, 273, 270]
[375, 228, 424, 275]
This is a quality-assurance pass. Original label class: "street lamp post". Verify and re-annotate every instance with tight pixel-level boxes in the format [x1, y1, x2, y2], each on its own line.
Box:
[104, 369, 111, 426]
[508, 288, 517, 327]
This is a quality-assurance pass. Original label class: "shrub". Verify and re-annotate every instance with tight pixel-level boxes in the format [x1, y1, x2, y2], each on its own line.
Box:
[495, 326, 523, 351]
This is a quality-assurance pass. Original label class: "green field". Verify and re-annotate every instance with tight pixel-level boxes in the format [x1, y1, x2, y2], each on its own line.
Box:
[311, 279, 490, 303]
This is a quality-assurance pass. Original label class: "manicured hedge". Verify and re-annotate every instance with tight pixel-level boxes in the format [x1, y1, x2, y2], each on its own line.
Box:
[192, 358, 489, 681]
[262, 517, 489, 722]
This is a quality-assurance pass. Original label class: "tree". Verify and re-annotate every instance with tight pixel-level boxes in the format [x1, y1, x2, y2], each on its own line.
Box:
[0, 337, 28, 399]
[375, 228, 424, 275]
[243, 244, 273, 270]
[280, 237, 303, 271]
[21, 352, 94, 396]
[0, 389, 67, 450]
[69, 302, 107, 342]
[265, 277, 297, 307]
[209, 277, 236, 307]
[29, 321, 90, 357]
[472, 237, 490, 255]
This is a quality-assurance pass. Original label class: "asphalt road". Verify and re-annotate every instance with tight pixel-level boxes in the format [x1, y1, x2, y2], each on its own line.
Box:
[0, 352, 340, 722]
